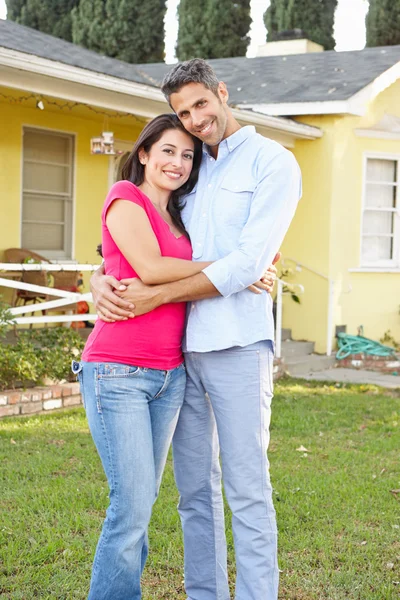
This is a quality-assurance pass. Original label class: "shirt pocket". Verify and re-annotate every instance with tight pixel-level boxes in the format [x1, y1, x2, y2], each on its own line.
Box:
[215, 177, 255, 228]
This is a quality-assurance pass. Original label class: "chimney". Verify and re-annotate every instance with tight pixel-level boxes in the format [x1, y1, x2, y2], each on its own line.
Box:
[257, 29, 324, 57]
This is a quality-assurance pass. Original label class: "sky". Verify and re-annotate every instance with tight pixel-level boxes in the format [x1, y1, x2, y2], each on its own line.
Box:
[0, 0, 369, 62]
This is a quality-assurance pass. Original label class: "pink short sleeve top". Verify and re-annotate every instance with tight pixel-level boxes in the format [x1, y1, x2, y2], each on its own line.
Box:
[82, 180, 192, 370]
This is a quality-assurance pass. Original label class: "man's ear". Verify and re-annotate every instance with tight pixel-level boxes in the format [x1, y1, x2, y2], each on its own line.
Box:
[218, 81, 229, 105]
[138, 148, 148, 165]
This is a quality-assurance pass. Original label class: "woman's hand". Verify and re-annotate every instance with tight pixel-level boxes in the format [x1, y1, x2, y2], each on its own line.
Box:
[90, 264, 135, 322]
[248, 252, 280, 295]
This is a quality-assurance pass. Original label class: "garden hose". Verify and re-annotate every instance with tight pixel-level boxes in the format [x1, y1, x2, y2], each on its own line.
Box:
[336, 332, 397, 360]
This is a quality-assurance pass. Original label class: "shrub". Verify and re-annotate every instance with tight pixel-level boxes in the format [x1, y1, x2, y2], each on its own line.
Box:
[0, 327, 85, 390]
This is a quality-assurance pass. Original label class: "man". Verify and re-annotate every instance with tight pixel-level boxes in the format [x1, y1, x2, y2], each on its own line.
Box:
[91, 59, 301, 600]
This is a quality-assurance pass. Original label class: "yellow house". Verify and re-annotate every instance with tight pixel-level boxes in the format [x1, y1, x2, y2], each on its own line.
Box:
[1, 19, 399, 354]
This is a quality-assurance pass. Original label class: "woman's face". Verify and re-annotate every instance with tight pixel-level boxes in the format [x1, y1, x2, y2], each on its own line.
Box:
[139, 129, 195, 192]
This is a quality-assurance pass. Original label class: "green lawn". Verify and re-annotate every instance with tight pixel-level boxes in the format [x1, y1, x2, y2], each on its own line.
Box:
[0, 378, 399, 599]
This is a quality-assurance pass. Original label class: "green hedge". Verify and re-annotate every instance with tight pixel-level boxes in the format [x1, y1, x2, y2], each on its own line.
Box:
[0, 326, 85, 391]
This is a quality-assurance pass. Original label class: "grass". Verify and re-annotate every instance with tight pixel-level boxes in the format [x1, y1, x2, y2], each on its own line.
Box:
[0, 377, 399, 599]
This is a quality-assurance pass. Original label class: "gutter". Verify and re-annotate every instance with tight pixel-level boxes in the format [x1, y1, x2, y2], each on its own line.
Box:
[0, 46, 321, 139]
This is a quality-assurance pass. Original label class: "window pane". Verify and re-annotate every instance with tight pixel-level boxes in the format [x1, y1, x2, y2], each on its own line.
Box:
[22, 195, 65, 223]
[365, 183, 396, 208]
[22, 129, 73, 259]
[22, 223, 64, 251]
[366, 159, 396, 183]
[362, 236, 393, 262]
[23, 162, 70, 194]
[24, 131, 70, 163]
[363, 211, 394, 235]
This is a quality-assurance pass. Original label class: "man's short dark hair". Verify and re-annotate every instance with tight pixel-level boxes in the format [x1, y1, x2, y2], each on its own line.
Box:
[161, 59, 220, 103]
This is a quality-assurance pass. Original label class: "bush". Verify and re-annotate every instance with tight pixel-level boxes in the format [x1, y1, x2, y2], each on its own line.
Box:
[0, 327, 85, 390]
[0, 299, 15, 339]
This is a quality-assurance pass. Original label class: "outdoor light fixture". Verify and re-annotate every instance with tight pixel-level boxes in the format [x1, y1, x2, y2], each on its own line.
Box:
[36, 99, 44, 110]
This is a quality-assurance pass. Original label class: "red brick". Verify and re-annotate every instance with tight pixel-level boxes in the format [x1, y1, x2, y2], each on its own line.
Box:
[68, 382, 81, 395]
[7, 392, 21, 405]
[50, 386, 63, 399]
[0, 405, 20, 418]
[21, 402, 43, 415]
[63, 395, 82, 407]
[61, 386, 73, 397]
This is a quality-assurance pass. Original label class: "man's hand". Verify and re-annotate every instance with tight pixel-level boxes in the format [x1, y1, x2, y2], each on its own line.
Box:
[248, 252, 281, 295]
[90, 264, 135, 322]
[117, 278, 163, 317]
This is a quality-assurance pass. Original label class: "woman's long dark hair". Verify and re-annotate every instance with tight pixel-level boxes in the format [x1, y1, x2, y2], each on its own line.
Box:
[121, 113, 202, 240]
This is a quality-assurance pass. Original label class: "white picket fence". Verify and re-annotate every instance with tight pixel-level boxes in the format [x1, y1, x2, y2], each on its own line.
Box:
[0, 263, 100, 325]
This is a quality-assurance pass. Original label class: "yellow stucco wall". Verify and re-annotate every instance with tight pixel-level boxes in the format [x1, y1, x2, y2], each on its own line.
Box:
[0, 90, 144, 299]
[285, 80, 400, 352]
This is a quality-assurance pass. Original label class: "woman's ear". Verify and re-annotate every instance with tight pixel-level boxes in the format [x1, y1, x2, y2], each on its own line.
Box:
[138, 148, 148, 165]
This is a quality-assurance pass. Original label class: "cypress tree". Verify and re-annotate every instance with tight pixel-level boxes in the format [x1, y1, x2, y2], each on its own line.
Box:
[71, 0, 108, 55]
[366, 0, 400, 47]
[71, 0, 167, 63]
[176, 0, 251, 60]
[264, 0, 338, 51]
[6, 0, 79, 41]
[176, 0, 210, 60]
[207, 0, 251, 59]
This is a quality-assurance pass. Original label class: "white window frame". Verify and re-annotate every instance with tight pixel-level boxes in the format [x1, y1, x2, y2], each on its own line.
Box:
[360, 152, 400, 269]
[21, 126, 76, 261]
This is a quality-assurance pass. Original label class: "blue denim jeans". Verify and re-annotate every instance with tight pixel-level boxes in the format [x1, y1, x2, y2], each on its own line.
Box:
[73, 360, 186, 600]
[172, 341, 278, 600]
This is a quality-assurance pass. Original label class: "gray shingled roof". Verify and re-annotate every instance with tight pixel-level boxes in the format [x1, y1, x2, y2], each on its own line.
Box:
[0, 18, 154, 87]
[1, 18, 400, 105]
[138, 47, 400, 105]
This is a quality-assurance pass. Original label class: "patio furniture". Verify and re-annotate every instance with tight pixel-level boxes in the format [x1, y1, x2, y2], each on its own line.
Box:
[3, 249, 79, 325]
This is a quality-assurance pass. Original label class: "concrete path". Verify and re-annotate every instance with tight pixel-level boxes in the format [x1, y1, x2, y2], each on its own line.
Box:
[299, 367, 400, 389]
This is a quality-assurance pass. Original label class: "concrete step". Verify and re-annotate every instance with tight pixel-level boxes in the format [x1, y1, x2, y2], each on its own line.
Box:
[281, 328, 292, 341]
[284, 354, 336, 377]
[281, 340, 315, 358]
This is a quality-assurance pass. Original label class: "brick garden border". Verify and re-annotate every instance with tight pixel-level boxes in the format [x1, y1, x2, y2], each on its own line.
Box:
[336, 353, 400, 375]
[0, 382, 82, 418]
[0, 358, 287, 419]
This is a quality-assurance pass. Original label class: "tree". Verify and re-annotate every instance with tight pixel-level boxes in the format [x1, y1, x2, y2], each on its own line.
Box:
[71, 0, 167, 63]
[264, 0, 338, 51]
[207, 0, 251, 59]
[366, 0, 400, 47]
[6, 0, 79, 41]
[176, 0, 210, 60]
[176, 0, 251, 60]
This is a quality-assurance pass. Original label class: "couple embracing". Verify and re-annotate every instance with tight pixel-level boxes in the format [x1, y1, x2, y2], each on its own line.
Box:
[75, 58, 301, 600]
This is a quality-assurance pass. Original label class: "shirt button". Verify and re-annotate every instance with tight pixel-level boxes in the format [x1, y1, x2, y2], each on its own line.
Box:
[208, 184, 212, 188]
[191, 303, 195, 310]
[202, 212, 206, 217]
[209, 157, 214, 161]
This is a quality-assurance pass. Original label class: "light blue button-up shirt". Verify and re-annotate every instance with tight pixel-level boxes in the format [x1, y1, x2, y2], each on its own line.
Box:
[181, 126, 302, 353]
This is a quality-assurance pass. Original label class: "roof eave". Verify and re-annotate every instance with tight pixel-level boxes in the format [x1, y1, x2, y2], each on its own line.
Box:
[231, 108, 322, 139]
[237, 60, 400, 118]
[0, 46, 321, 141]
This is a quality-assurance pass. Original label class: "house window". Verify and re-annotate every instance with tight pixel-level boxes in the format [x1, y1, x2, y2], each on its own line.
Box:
[22, 128, 74, 260]
[362, 156, 399, 267]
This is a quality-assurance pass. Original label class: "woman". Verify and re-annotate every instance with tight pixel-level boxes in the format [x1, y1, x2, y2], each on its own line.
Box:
[74, 114, 275, 600]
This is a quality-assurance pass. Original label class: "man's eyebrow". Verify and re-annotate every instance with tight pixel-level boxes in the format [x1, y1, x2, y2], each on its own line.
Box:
[178, 98, 206, 117]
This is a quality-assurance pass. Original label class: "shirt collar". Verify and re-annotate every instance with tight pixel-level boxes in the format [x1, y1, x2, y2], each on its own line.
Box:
[203, 126, 256, 158]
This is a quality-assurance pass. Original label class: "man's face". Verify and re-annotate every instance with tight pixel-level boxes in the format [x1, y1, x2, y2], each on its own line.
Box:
[170, 82, 229, 147]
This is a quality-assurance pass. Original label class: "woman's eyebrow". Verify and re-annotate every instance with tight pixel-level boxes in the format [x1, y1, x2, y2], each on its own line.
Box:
[161, 143, 194, 152]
